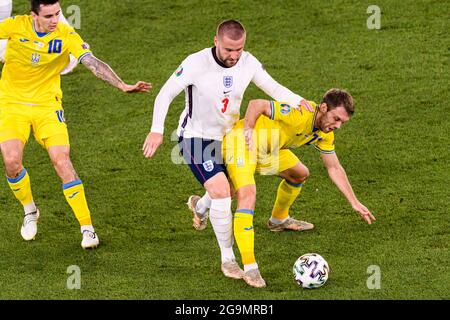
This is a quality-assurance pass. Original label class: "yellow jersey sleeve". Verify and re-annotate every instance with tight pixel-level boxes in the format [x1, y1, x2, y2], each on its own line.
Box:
[270, 100, 310, 130]
[314, 132, 335, 154]
[0, 17, 15, 39]
[65, 28, 92, 62]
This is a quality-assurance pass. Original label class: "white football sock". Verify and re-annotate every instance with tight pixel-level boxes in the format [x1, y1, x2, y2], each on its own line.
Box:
[23, 201, 37, 215]
[244, 263, 259, 272]
[209, 197, 235, 263]
[269, 216, 288, 224]
[81, 225, 95, 233]
[195, 192, 211, 215]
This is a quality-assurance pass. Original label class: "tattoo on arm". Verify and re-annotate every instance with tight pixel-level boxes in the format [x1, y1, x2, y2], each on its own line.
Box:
[81, 54, 125, 90]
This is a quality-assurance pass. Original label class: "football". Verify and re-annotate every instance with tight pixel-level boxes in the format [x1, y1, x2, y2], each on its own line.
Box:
[293, 253, 330, 289]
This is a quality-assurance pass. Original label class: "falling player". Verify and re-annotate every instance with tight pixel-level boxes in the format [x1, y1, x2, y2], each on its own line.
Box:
[222, 89, 376, 287]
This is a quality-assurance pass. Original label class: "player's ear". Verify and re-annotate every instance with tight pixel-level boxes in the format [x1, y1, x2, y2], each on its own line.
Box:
[214, 36, 219, 46]
[319, 103, 328, 113]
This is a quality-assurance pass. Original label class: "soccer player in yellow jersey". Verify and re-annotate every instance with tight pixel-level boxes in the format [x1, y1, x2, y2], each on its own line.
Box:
[0, 0, 77, 74]
[223, 88, 376, 287]
[0, 0, 151, 249]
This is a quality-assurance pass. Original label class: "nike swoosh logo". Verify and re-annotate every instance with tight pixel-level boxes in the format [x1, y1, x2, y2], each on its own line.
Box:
[244, 226, 254, 231]
[20, 39, 29, 42]
[68, 191, 79, 199]
[223, 90, 232, 94]
[12, 188, 21, 192]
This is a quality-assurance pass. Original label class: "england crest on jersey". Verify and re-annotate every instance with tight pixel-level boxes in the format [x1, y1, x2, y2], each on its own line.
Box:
[223, 76, 233, 88]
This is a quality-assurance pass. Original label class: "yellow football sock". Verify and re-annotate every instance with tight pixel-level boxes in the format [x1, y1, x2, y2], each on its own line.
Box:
[271, 179, 303, 221]
[234, 209, 255, 265]
[7, 168, 34, 207]
[63, 180, 92, 226]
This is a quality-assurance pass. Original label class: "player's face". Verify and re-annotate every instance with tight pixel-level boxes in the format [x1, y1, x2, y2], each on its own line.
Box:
[214, 34, 246, 67]
[318, 104, 350, 133]
[31, 3, 61, 33]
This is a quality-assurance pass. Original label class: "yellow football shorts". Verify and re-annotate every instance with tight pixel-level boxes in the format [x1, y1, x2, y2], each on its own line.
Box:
[223, 127, 300, 191]
[0, 103, 69, 149]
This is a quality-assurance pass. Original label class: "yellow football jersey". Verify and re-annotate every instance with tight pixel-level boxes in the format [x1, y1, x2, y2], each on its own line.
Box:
[0, 15, 91, 106]
[253, 101, 335, 154]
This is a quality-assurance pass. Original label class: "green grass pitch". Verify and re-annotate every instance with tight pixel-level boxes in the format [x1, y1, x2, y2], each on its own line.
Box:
[0, 0, 448, 300]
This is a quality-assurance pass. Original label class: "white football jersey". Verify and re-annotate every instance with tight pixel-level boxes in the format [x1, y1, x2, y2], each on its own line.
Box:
[151, 47, 303, 141]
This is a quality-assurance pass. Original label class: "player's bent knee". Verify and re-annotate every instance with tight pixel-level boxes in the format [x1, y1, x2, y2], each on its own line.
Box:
[204, 173, 231, 199]
[291, 177, 306, 185]
[236, 185, 256, 209]
[290, 173, 308, 185]
[293, 165, 309, 183]
[51, 156, 73, 173]
[207, 186, 230, 199]
[299, 165, 310, 178]
[3, 155, 22, 176]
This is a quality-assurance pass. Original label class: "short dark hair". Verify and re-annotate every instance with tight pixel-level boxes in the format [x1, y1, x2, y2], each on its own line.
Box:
[217, 19, 246, 40]
[31, 0, 59, 14]
[322, 88, 354, 116]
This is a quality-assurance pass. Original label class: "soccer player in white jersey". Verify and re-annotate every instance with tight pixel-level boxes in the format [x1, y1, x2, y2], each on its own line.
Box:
[0, 0, 77, 74]
[143, 20, 312, 284]
[0, 0, 11, 20]
[0, 0, 9, 62]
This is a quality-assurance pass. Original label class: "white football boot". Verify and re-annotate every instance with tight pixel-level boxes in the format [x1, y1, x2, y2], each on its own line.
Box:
[186, 195, 209, 231]
[267, 217, 314, 232]
[21, 209, 40, 241]
[221, 260, 245, 279]
[81, 226, 99, 249]
[243, 268, 266, 288]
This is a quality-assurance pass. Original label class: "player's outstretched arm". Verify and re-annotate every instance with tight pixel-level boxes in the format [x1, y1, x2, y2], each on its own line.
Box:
[81, 54, 151, 93]
[321, 152, 376, 225]
[141, 76, 185, 158]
